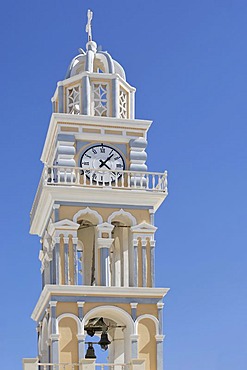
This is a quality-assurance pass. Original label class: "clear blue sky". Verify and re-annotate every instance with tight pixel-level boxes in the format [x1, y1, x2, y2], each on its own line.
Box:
[0, 1, 246, 369]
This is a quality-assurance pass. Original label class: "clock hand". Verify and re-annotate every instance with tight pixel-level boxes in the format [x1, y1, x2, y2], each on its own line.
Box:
[99, 154, 114, 168]
[99, 159, 111, 170]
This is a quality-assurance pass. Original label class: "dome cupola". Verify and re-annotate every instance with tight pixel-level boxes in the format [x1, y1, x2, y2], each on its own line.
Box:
[51, 10, 135, 119]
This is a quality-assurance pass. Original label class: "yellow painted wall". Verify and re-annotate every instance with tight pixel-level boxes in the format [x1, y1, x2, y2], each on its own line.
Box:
[138, 318, 157, 370]
[56, 302, 78, 317]
[59, 317, 78, 365]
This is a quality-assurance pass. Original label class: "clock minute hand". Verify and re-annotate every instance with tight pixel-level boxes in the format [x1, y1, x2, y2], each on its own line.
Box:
[99, 154, 114, 168]
[99, 159, 111, 170]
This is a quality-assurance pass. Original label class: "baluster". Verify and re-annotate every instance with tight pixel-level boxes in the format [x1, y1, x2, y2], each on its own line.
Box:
[63, 364, 66, 370]
[152, 174, 155, 189]
[134, 173, 137, 188]
[83, 171, 86, 185]
[90, 173, 93, 186]
[121, 172, 124, 187]
[146, 173, 149, 189]
[140, 173, 143, 188]
[76, 169, 80, 185]
[58, 169, 61, 183]
[43, 365, 47, 370]
[127, 172, 131, 188]
[115, 172, 118, 187]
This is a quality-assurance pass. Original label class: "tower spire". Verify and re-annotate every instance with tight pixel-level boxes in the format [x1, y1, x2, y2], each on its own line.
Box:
[85, 9, 93, 42]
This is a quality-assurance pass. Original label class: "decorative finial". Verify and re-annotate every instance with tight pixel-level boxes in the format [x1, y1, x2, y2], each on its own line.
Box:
[86, 9, 93, 42]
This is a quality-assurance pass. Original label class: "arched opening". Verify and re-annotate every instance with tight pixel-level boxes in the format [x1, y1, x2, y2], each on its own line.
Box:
[83, 306, 134, 366]
[108, 210, 136, 287]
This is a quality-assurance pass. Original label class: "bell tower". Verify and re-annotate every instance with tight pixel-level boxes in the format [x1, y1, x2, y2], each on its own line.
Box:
[23, 10, 169, 370]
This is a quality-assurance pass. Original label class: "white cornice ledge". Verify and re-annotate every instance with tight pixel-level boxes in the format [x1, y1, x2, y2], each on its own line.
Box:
[31, 285, 169, 322]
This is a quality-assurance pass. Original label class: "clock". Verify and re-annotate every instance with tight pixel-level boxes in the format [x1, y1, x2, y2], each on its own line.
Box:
[80, 144, 125, 184]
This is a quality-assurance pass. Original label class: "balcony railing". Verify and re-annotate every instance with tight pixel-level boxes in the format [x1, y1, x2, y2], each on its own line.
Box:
[36, 363, 131, 370]
[30, 165, 167, 223]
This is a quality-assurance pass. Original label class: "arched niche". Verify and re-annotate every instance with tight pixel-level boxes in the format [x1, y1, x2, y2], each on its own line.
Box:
[57, 315, 80, 365]
[136, 317, 158, 370]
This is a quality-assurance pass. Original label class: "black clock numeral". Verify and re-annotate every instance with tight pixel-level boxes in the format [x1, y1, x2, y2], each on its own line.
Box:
[92, 173, 97, 180]
[92, 149, 97, 154]
[83, 161, 89, 165]
[116, 163, 122, 168]
[100, 147, 105, 153]
[85, 154, 91, 158]
[100, 176, 104, 182]
[114, 156, 120, 160]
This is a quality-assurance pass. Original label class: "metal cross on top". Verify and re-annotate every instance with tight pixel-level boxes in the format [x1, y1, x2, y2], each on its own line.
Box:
[86, 9, 93, 42]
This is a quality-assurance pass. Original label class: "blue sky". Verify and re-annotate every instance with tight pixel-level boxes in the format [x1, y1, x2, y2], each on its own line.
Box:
[0, 1, 247, 369]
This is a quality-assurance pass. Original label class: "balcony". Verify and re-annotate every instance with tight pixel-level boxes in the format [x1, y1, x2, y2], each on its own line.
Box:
[31, 166, 167, 219]
[23, 359, 145, 370]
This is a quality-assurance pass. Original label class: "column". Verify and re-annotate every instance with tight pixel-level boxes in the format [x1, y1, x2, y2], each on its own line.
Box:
[142, 239, 147, 287]
[129, 90, 135, 119]
[77, 302, 85, 359]
[150, 240, 156, 287]
[53, 238, 60, 284]
[112, 78, 119, 117]
[82, 75, 91, 115]
[155, 335, 165, 370]
[133, 239, 138, 287]
[50, 301, 59, 364]
[73, 237, 78, 285]
[97, 238, 113, 286]
[64, 237, 69, 285]
[130, 303, 138, 321]
[157, 302, 164, 334]
[130, 334, 139, 359]
[58, 84, 64, 112]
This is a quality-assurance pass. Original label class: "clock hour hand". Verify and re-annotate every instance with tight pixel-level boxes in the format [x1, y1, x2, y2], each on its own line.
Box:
[99, 154, 114, 168]
[99, 159, 111, 170]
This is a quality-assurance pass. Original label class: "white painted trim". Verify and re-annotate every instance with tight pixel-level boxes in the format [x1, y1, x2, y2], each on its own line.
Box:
[31, 285, 169, 322]
[73, 207, 103, 224]
[41, 113, 152, 164]
[56, 313, 83, 334]
[134, 314, 159, 336]
[108, 208, 137, 226]
[155, 334, 165, 342]
[131, 221, 157, 233]
[82, 305, 134, 335]
[130, 303, 138, 309]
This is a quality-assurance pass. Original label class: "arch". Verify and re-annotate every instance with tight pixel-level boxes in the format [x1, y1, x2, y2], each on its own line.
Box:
[134, 314, 159, 336]
[108, 209, 137, 226]
[82, 305, 134, 335]
[73, 207, 103, 225]
[56, 313, 82, 335]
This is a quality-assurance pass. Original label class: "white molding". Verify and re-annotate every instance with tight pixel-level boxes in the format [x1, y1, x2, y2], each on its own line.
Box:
[155, 334, 165, 342]
[49, 301, 57, 307]
[131, 221, 157, 234]
[30, 186, 167, 236]
[157, 302, 164, 310]
[130, 303, 138, 309]
[73, 207, 103, 224]
[31, 285, 169, 322]
[82, 305, 134, 335]
[134, 314, 159, 336]
[41, 113, 152, 164]
[77, 301, 85, 308]
[56, 313, 83, 334]
[108, 208, 137, 226]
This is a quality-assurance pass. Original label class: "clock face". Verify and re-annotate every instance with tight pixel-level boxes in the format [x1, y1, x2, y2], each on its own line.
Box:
[80, 144, 125, 184]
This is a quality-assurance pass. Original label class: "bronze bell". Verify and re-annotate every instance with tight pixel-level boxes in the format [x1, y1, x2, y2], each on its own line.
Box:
[85, 343, 96, 359]
[98, 331, 111, 350]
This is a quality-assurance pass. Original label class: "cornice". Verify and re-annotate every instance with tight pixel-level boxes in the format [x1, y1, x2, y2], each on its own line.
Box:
[31, 285, 169, 322]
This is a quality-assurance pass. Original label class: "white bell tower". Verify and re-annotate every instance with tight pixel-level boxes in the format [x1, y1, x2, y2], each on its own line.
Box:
[23, 10, 169, 370]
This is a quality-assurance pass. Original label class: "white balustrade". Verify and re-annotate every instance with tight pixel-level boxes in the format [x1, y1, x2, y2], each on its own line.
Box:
[35, 364, 130, 370]
[42, 166, 167, 192]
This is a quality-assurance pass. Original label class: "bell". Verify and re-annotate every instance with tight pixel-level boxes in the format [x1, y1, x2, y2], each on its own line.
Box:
[98, 331, 111, 350]
[85, 343, 96, 359]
